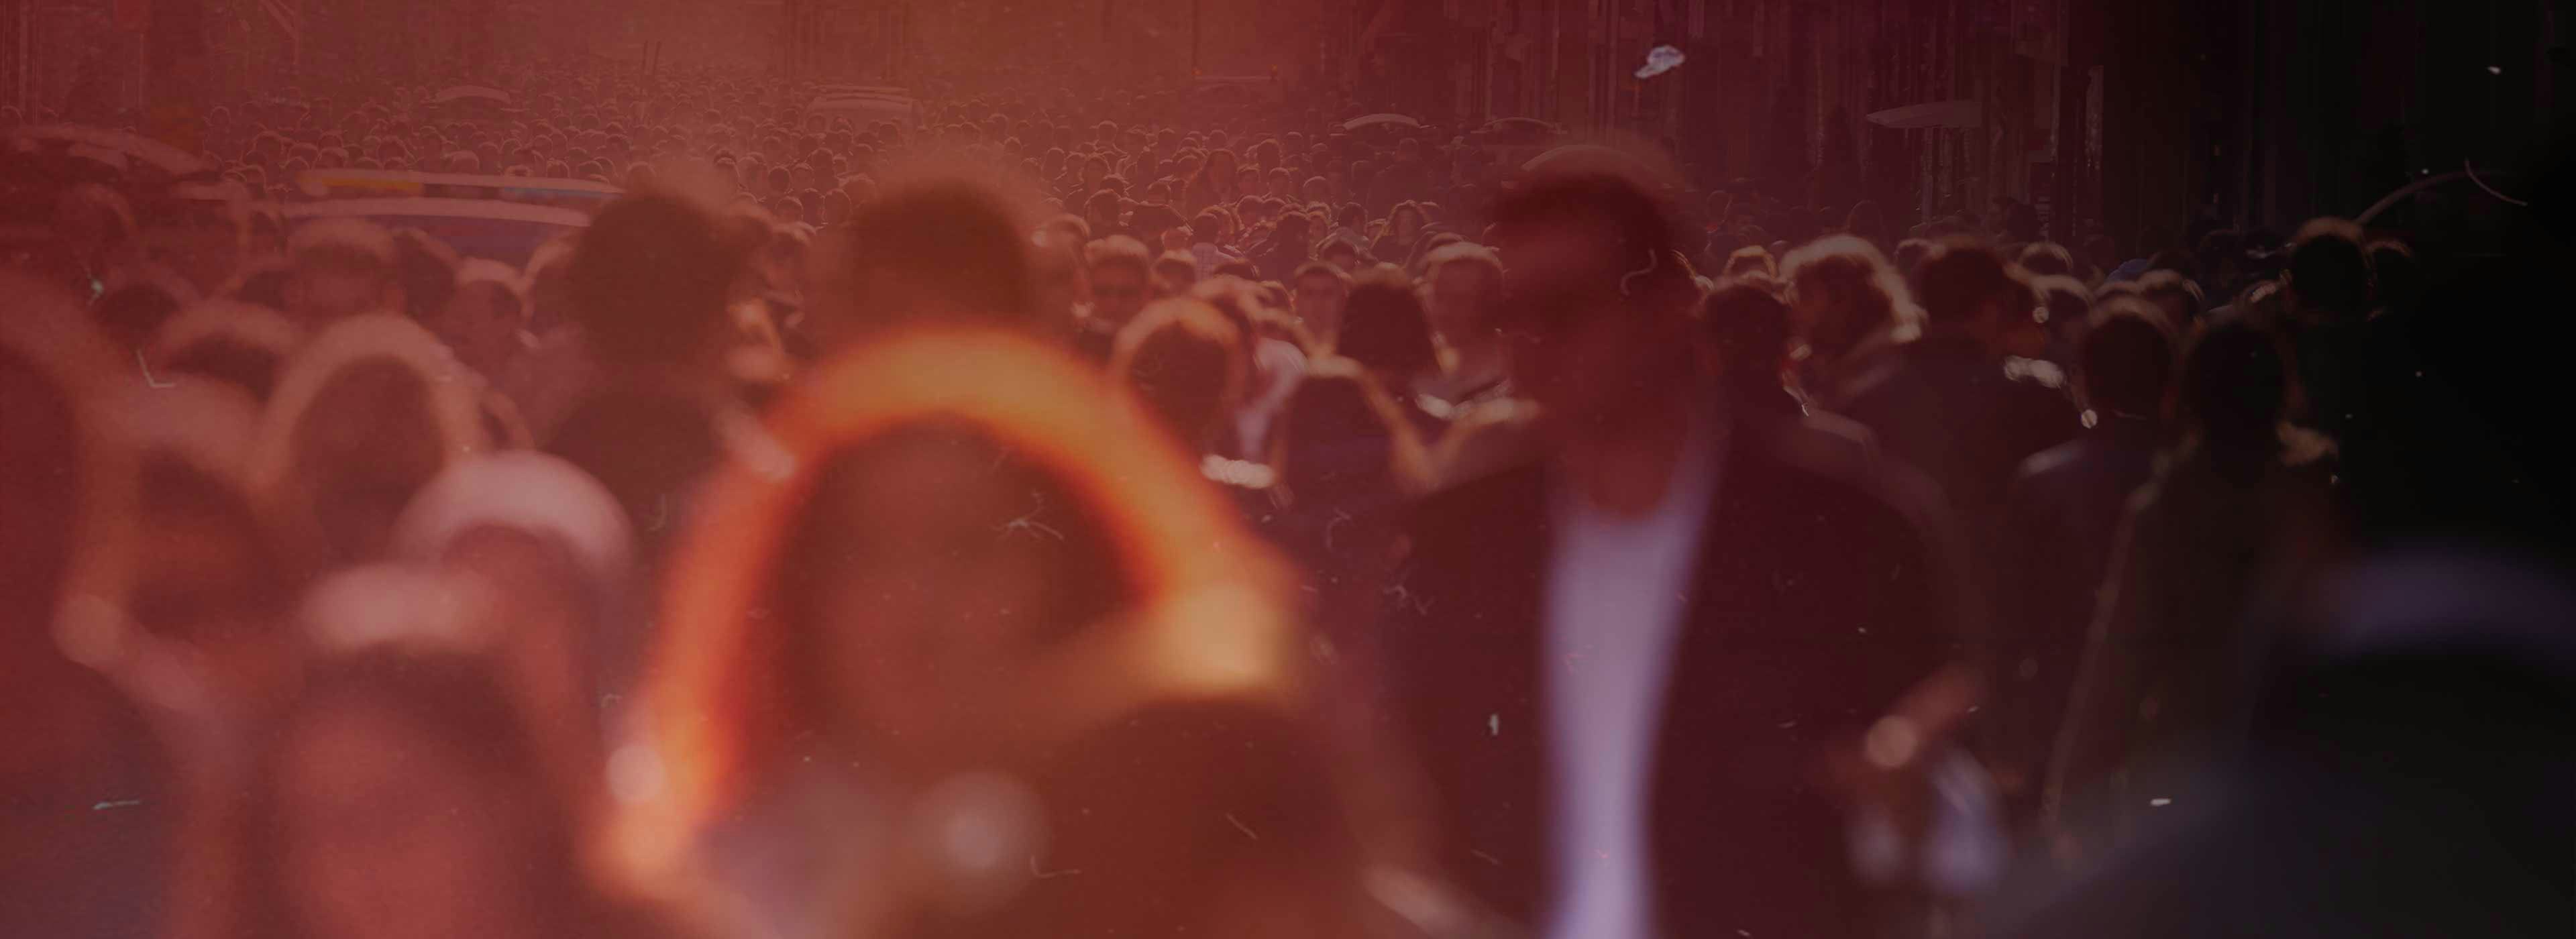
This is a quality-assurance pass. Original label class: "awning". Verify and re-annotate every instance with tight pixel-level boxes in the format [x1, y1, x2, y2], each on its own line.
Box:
[1865, 100, 1982, 130]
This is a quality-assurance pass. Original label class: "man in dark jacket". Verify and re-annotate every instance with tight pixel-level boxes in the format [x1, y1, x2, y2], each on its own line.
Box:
[1377, 174, 1964, 939]
[1832, 237, 2081, 537]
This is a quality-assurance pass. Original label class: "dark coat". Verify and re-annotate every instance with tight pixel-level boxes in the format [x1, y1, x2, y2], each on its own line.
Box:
[1375, 412, 1962, 938]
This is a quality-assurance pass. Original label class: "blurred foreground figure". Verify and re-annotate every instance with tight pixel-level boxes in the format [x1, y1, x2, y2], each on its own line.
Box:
[1988, 549, 2575, 938]
[614, 331, 1450, 938]
[0, 274, 174, 939]
[1379, 176, 1965, 939]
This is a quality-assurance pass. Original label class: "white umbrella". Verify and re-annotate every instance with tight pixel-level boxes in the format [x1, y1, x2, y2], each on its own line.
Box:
[1342, 113, 1424, 132]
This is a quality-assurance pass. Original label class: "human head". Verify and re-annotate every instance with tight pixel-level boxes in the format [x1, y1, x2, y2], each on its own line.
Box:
[1421, 241, 1504, 349]
[1289, 262, 1353, 348]
[250, 315, 489, 564]
[1721, 245, 1777, 281]
[245, 649, 604, 939]
[1084, 235, 1154, 327]
[2134, 269, 2206, 330]
[2076, 295, 2178, 421]
[568, 193, 742, 368]
[2175, 313, 2294, 467]
[1151, 250, 1197, 292]
[1781, 234, 1917, 364]
[1110, 298, 1248, 448]
[1699, 275, 1794, 408]
[284, 218, 402, 327]
[1911, 236, 2027, 348]
[2015, 241, 2076, 278]
[816, 178, 1038, 345]
[1486, 174, 1699, 438]
[438, 260, 528, 378]
[2286, 217, 2371, 324]
[1335, 267, 1438, 386]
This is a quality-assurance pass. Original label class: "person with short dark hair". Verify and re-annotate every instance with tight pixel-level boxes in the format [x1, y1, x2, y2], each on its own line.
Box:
[1992, 295, 2178, 822]
[1332, 267, 1440, 435]
[1377, 173, 1962, 939]
[1835, 237, 2082, 539]
[1110, 297, 1247, 453]
[2047, 312, 2340, 854]
[1287, 261, 1352, 349]
[1417, 241, 1511, 415]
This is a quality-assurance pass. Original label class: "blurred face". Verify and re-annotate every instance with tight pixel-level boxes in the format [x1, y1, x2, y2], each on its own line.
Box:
[296, 367, 446, 563]
[1292, 272, 1347, 344]
[795, 436, 1103, 769]
[439, 527, 590, 757]
[441, 282, 525, 376]
[1089, 264, 1147, 325]
[1500, 224, 1697, 440]
[286, 262, 395, 326]
[1427, 262, 1497, 345]
[280, 704, 539, 939]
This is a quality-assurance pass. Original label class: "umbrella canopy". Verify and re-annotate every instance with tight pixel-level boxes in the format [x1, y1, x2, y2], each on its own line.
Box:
[1520, 144, 1653, 177]
[431, 86, 512, 106]
[1342, 113, 1424, 132]
[1864, 100, 1981, 130]
[7, 125, 209, 176]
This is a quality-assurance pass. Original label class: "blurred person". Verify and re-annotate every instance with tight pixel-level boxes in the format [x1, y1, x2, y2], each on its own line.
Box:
[1415, 242, 1511, 417]
[1288, 260, 1352, 350]
[810, 178, 1040, 345]
[390, 229, 462, 323]
[392, 453, 637, 804]
[217, 648, 663, 939]
[543, 192, 755, 561]
[2132, 269, 2205, 330]
[1333, 267, 1442, 437]
[2045, 313, 2341, 857]
[1, 275, 176, 939]
[2030, 274, 2094, 370]
[1110, 297, 1249, 456]
[1989, 296, 2178, 820]
[1254, 211, 1315, 282]
[1076, 235, 1153, 360]
[1151, 248, 1198, 292]
[1699, 275, 1802, 417]
[610, 331, 1424, 939]
[150, 300, 309, 403]
[2017, 241, 2076, 279]
[1990, 547, 2576, 938]
[282, 218, 405, 327]
[439, 259, 532, 379]
[92, 266, 201, 352]
[1191, 276, 1311, 461]
[1782, 234, 1919, 403]
[1371, 201, 1427, 268]
[248, 314, 490, 567]
[1833, 237, 2080, 544]
[1721, 244, 1778, 280]
[1378, 176, 1964, 939]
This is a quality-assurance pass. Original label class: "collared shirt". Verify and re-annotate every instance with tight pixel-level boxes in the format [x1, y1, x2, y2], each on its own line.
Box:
[1541, 411, 1724, 939]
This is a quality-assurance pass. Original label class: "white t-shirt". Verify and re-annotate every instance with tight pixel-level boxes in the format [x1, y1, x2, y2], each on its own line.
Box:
[1541, 417, 1723, 939]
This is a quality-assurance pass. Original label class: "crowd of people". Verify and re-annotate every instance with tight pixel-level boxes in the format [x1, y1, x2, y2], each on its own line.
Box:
[5, 54, 2573, 939]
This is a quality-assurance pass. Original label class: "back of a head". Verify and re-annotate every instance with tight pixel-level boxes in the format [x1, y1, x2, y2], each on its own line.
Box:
[2080, 295, 2179, 420]
[569, 193, 740, 365]
[2178, 312, 2291, 460]
[819, 176, 1030, 337]
[2366, 239, 2418, 313]
[1336, 269, 1436, 378]
[1782, 235, 1915, 355]
[1278, 360, 1407, 500]
[1110, 298, 1245, 446]
[2016, 241, 2076, 278]
[1911, 236, 2021, 328]
[2287, 217, 2371, 322]
[1701, 276, 1792, 380]
[2135, 268, 2207, 327]
[1722, 245, 1778, 280]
